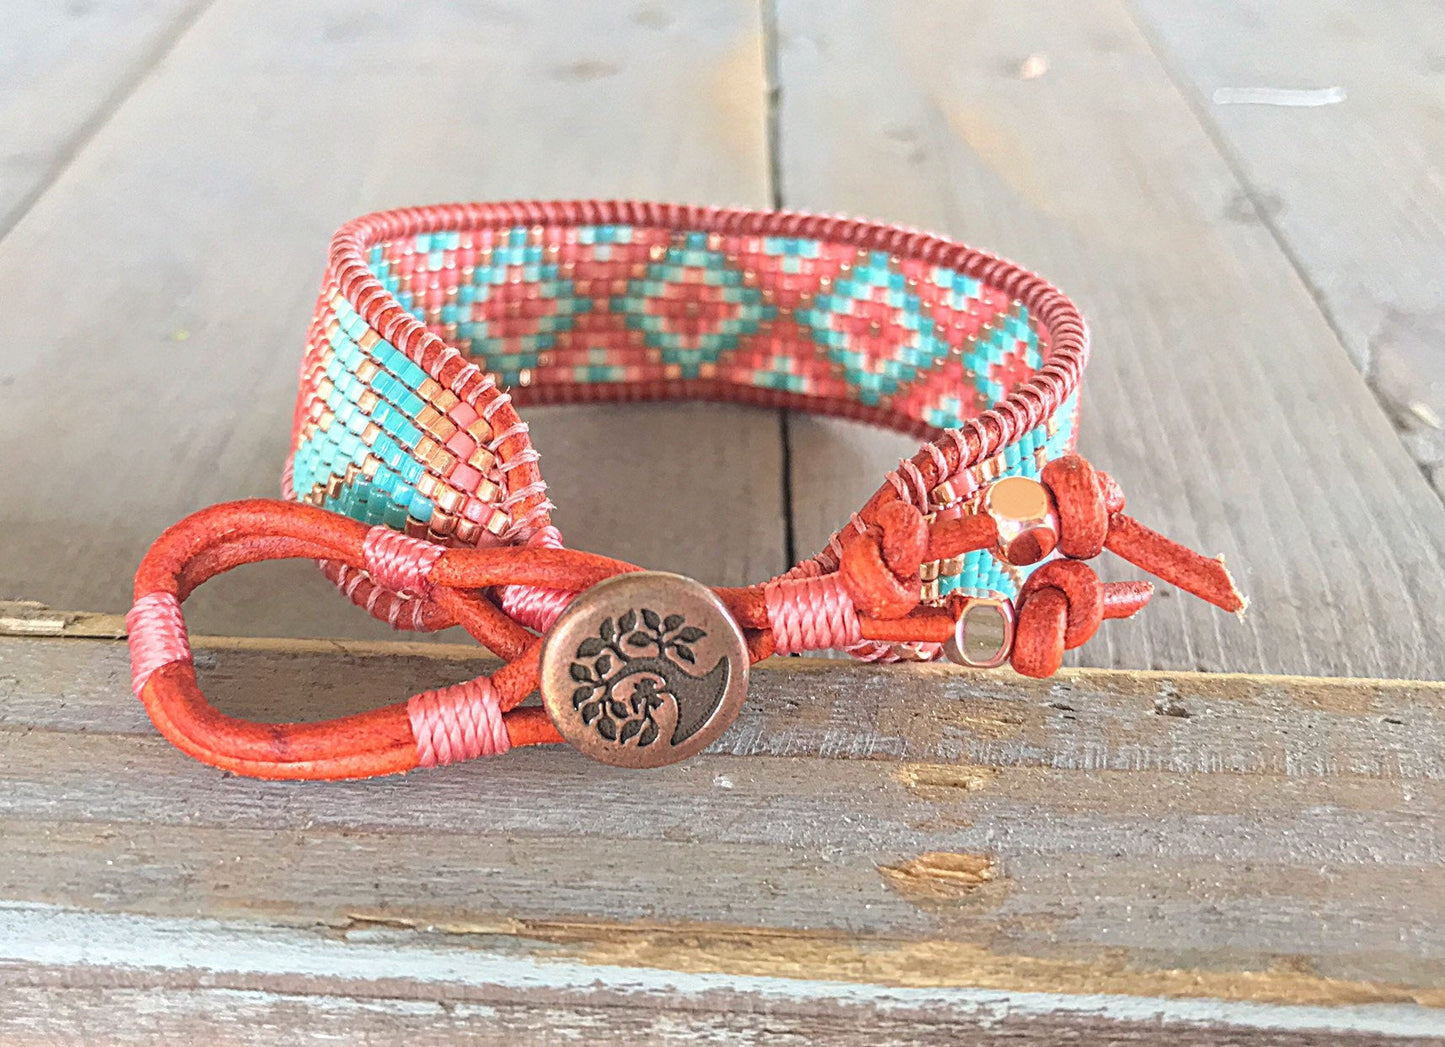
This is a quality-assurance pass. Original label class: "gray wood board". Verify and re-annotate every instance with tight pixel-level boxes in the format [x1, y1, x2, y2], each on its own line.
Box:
[772, 0, 1445, 679]
[1127, 0, 1445, 495]
[0, 0, 783, 642]
[0, 964, 1438, 1047]
[0, 0, 207, 234]
[1, 632, 1444, 1042]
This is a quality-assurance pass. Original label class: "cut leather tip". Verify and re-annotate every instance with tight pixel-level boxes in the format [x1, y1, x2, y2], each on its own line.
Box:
[1216, 555, 1249, 618]
[1181, 554, 1246, 615]
[1103, 514, 1246, 616]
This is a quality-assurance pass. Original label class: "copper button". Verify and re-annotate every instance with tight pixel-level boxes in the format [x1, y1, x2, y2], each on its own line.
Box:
[539, 572, 750, 768]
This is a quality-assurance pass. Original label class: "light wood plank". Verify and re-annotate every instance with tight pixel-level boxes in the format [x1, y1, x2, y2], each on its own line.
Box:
[0, 0, 206, 233]
[1, 962, 1439, 1046]
[0, 0, 780, 641]
[1127, 0, 1445, 496]
[772, 0, 1445, 678]
[1, 632, 1443, 1042]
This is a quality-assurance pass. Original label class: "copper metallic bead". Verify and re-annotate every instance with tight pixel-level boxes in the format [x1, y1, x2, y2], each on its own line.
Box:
[464, 445, 495, 472]
[434, 486, 464, 515]
[453, 517, 480, 545]
[943, 596, 1015, 669]
[929, 478, 965, 508]
[983, 475, 1059, 566]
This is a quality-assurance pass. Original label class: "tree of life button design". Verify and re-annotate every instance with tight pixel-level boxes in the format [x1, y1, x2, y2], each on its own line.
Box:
[539, 572, 750, 768]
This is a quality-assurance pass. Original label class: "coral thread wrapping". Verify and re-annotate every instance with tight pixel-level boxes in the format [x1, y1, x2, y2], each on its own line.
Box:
[499, 525, 572, 631]
[362, 526, 444, 597]
[126, 592, 192, 696]
[500, 584, 573, 632]
[764, 573, 863, 655]
[407, 676, 510, 767]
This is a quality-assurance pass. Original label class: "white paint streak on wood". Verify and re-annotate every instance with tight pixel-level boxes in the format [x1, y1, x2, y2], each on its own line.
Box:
[2, 904, 1441, 1040]
[1212, 86, 1347, 107]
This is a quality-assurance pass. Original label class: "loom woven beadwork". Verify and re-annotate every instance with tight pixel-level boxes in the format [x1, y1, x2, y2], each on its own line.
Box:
[130, 202, 1254, 779]
[289, 204, 1085, 632]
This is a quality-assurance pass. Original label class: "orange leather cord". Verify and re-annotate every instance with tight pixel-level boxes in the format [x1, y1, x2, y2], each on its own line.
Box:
[127, 455, 1243, 778]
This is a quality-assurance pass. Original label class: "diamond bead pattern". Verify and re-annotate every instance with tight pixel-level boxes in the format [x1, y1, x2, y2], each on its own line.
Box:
[290, 221, 1076, 606]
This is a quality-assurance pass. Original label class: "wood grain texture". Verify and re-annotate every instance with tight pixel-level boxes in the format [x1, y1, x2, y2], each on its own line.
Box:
[1127, 0, 1445, 496]
[1, 631, 1443, 1041]
[772, 0, 1445, 679]
[0, 0, 782, 641]
[0, 0, 207, 234]
[0, 965, 1439, 1047]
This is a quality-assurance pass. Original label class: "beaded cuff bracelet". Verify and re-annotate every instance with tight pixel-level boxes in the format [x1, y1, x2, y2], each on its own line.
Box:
[128, 201, 1244, 779]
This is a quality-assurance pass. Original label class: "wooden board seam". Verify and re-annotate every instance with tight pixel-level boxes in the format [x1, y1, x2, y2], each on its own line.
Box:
[4, 602, 1443, 692]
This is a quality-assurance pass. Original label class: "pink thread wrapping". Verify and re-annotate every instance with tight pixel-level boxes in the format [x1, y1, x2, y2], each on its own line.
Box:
[779, 533, 941, 662]
[126, 592, 192, 696]
[498, 525, 573, 631]
[362, 526, 445, 596]
[407, 676, 510, 767]
[322, 559, 429, 630]
[764, 573, 863, 655]
[500, 584, 572, 632]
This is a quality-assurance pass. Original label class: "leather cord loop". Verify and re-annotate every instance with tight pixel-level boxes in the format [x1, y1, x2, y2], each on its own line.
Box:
[1042, 455, 1109, 560]
[838, 501, 930, 619]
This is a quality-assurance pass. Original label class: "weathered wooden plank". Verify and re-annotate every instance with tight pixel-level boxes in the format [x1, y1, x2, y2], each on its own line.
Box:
[6, 632, 1445, 776]
[0, 601, 127, 639]
[0, 0, 206, 234]
[0, 956, 1440, 1047]
[0, 0, 780, 641]
[771, 0, 1445, 679]
[4, 955, 1440, 1047]
[5, 756, 1445, 956]
[1126, 0, 1445, 496]
[1, 632, 1443, 1042]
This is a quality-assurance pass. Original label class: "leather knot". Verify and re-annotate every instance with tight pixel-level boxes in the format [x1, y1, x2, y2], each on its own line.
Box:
[1041, 455, 1119, 560]
[839, 499, 927, 618]
[1011, 559, 1104, 678]
[1041, 454, 1245, 616]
